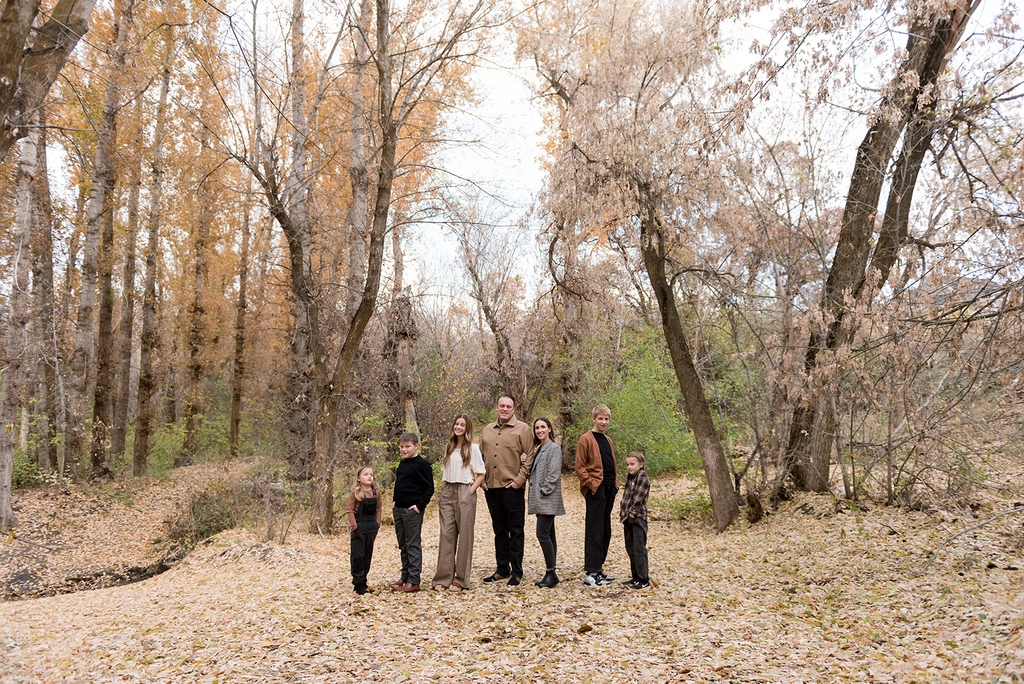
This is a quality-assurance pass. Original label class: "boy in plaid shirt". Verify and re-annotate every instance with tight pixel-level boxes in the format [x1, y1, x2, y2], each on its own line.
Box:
[619, 451, 651, 589]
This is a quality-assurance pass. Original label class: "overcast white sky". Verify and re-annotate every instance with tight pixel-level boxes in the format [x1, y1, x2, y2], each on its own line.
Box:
[403, 33, 548, 303]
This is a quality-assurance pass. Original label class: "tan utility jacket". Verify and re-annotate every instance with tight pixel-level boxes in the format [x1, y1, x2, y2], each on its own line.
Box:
[480, 415, 534, 489]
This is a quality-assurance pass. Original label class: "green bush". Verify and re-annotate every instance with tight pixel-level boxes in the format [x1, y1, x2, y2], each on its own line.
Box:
[11, 449, 40, 489]
[656, 489, 713, 523]
[148, 424, 183, 478]
[601, 325, 703, 477]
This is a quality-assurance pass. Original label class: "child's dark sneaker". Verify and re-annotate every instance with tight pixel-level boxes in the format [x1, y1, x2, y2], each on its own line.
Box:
[582, 573, 602, 587]
[629, 580, 651, 590]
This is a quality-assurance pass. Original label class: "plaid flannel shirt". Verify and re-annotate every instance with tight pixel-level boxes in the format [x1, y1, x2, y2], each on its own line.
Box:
[619, 468, 650, 523]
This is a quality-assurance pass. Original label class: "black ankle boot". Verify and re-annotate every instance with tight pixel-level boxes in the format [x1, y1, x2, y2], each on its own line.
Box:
[534, 570, 559, 588]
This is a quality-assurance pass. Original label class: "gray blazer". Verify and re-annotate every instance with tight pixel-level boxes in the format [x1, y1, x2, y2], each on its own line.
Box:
[527, 440, 565, 516]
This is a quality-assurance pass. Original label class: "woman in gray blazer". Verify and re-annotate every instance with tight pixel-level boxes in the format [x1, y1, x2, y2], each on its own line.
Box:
[527, 417, 565, 587]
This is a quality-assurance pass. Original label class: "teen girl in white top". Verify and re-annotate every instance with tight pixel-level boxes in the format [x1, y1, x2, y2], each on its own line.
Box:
[431, 414, 485, 590]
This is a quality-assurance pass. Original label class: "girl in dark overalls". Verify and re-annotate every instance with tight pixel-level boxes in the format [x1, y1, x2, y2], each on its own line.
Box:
[347, 466, 382, 595]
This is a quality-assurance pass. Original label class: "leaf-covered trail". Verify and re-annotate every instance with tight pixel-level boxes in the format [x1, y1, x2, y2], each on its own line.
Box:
[2, 477, 1022, 682]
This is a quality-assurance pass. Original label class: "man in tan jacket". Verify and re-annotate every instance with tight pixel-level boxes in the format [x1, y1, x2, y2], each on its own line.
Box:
[575, 404, 619, 587]
[480, 394, 534, 586]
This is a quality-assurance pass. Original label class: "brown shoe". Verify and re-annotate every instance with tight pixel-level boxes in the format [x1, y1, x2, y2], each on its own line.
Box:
[398, 583, 420, 593]
[393, 579, 407, 589]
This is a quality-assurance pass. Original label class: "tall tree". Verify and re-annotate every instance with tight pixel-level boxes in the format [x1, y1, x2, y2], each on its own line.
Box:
[781, 0, 981, 493]
[248, 0, 491, 531]
[0, 106, 44, 528]
[65, 29, 118, 476]
[389, 219, 419, 434]
[229, 0, 262, 459]
[133, 31, 174, 477]
[109, 123, 143, 462]
[276, 0, 316, 479]
[30, 107, 58, 473]
[88, 0, 138, 480]
[547, 219, 591, 466]
[519, 0, 740, 530]
[180, 127, 212, 466]
[344, 0, 374, 320]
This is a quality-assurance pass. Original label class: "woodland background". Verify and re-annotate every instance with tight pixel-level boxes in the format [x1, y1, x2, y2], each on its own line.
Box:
[1, 0, 1023, 538]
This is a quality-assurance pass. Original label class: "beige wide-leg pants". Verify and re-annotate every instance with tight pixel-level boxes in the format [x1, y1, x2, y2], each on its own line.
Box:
[431, 482, 477, 588]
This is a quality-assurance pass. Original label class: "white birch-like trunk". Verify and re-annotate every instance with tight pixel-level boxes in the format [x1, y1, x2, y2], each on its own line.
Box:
[1, 115, 41, 528]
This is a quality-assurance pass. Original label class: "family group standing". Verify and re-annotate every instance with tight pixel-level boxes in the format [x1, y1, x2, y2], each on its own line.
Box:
[346, 396, 651, 593]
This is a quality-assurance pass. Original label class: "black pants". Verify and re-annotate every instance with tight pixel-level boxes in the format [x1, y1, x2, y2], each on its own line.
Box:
[484, 487, 525, 577]
[394, 506, 424, 585]
[623, 518, 649, 583]
[584, 481, 617, 575]
[350, 520, 379, 589]
[535, 514, 557, 570]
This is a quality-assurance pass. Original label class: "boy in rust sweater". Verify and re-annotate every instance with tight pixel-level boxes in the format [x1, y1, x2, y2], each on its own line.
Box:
[575, 404, 619, 587]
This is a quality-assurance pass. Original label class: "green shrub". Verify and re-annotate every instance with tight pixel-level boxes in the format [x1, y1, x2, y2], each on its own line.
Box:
[601, 325, 704, 477]
[656, 489, 713, 523]
[148, 424, 183, 478]
[11, 449, 40, 489]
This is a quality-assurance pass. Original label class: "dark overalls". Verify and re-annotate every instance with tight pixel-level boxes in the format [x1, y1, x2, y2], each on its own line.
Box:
[350, 494, 379, 594]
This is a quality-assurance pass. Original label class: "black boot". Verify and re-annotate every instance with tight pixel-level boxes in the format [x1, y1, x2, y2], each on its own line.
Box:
[354, 583, 368, 595]
[534, 570, 559, 588]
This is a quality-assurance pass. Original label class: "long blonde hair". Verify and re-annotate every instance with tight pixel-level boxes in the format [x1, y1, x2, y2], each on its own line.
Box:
[444, 414, 474, 468]
[350, 465, 377, 502]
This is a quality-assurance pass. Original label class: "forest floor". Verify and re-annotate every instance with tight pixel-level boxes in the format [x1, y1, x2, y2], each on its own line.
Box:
[1, 461, 1023, 683]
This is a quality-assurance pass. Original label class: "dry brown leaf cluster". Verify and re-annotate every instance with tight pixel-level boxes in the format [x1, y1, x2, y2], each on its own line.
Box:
[1, 467, 1022, 682]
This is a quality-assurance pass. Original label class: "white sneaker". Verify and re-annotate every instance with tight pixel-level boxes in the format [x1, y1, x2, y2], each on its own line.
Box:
[582, 573, 602, 587]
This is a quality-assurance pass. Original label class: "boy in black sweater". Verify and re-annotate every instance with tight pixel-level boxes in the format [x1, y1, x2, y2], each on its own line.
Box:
[392, 433, 434, 593]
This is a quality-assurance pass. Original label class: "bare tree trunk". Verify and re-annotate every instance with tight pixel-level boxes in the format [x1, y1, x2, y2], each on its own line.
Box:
[1, 110, 42, 528]
[164, 338, 178, 426]
[230, 5, 260, 459]
[344, 0, 373, 319]
[783, 1, 980, 494]
[89, 0, 135, 480]
[284, 0, 315, 479]
[391, 226, 418, 433]
[180, 129, 211, 466]
[133, 35, 173, 477]
[89, 179, 116, 480]
[0, 0, 97, 162]
[30, 108, 58, 472]
[110, 137, 142, 461]
[307, 0, 403, 532]
[67, 55, 119, 478]
[548, 223, 586, 468]
[60, 173, 87, 359]
[637, 184, 738, 533]
[230, 188, 252, 458]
